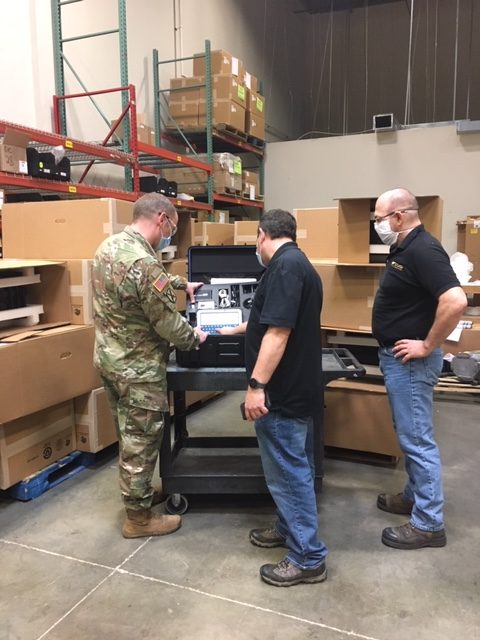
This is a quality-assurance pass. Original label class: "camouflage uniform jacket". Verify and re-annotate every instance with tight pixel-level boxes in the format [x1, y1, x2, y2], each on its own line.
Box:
[92, 225, 199, 384]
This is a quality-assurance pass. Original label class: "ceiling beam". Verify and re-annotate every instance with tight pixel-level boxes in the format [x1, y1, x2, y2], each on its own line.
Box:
[296, 0, 403, 14]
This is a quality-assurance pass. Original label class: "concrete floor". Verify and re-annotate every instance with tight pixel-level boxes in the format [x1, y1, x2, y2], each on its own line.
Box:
[0, 391, 479, 640]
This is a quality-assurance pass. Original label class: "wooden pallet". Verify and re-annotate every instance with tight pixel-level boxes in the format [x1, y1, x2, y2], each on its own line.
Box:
[7, 444, 119, 501]
[246, 135, 265, 149]
[241, 193, 264, 202]
[215, 124, 248, 141]
[435, 375, 480, 396]
[217, 186, 242, 197]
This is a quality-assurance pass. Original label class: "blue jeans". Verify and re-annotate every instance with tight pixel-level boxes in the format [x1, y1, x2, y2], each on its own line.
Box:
[379, 347, 444, 532]
[255, 411, 328, 569]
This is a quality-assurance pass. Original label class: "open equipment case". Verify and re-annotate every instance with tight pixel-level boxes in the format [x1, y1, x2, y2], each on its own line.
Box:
[176, 245, 264, 367]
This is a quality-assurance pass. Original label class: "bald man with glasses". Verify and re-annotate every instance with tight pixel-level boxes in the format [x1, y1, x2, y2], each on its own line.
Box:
[372, 188, 467, 550]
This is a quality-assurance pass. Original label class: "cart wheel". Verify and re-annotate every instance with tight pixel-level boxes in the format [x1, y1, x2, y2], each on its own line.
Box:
[165, 493, 189, 515]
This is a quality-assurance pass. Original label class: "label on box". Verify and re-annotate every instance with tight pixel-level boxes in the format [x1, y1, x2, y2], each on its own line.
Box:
[18, 160, 28, 174]
[238, 85, 246, 101]
[233, 160, 242, 175]
[256, 97, 264, 113]
[232, 56, 239, 76]
[245, 72, 252, 90]
[249, 185, 256, 200]
[472, 221, 480, 230]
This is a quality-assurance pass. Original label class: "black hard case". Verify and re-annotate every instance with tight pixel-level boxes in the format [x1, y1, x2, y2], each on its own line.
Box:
[176, 245, 264, 367]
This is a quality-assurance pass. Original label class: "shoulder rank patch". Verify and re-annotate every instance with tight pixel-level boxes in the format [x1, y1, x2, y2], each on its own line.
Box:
[152, 272, 169, 293]
[390, 261, 404, 271]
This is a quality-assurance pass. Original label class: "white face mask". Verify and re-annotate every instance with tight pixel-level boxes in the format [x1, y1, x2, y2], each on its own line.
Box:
[374, 218, 398, 246]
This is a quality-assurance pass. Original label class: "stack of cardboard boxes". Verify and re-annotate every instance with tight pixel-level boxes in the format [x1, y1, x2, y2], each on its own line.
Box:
[162, 152, 242, 197]
[0, 198, 131, 488]
[168, 49, 266, 141]
[0, 197, 225, 489]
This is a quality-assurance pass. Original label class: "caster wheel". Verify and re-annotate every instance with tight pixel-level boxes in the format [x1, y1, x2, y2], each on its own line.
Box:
[165, 493, 189, 515]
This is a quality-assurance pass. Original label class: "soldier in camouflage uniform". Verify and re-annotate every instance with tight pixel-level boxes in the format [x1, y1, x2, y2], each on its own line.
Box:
[92, 192, 207, 538]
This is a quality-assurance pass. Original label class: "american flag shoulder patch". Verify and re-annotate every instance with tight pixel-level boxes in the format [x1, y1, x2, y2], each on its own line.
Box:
[152, 272, 169, 293]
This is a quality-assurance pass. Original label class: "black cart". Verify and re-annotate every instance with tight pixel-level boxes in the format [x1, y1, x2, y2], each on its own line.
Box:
[160, 347, 365, 514]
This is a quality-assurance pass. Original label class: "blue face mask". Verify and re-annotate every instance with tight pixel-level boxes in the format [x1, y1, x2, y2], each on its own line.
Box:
[155, 216, 175, 252]
[156, 235, 171, 252]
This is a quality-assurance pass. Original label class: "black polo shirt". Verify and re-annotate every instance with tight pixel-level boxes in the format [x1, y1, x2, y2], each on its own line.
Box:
[245, 242, 323, 417]
[372, 225, 460, 346]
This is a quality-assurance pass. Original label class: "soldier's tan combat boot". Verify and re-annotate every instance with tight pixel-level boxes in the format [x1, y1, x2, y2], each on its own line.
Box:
[122, 508, 181, 538]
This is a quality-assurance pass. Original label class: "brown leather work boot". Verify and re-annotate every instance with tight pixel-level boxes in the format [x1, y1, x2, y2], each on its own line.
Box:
[377, 492, 414, 515]
[382, 522, 447, 550]
[122, 508, 181, 539]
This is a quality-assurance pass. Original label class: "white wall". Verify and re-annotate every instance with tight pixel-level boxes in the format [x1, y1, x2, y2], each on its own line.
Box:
[0, 0, 310, 140]
[0, 0, 55, 130]
[265, 123, 480, 254]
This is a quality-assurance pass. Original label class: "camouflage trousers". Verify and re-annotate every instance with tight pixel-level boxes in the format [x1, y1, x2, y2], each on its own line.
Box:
[101, 376, 168, 511]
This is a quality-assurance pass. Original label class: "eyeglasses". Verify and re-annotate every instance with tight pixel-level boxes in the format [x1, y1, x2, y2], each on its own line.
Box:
[373, 208, 418, 224]
[163, 214, 177, 237]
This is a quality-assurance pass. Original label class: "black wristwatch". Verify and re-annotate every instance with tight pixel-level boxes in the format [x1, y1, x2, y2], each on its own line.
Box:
[249, 377, 266, 389]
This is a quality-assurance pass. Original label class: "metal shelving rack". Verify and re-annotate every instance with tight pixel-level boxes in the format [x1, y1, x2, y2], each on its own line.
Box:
[0, 118, 213, 212]
[153, 39, 265, 212]
[47, 0, 213, 212]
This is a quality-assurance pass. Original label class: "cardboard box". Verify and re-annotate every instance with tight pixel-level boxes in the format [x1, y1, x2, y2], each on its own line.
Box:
[2, 198, 134, 259]
[0, 325, 101, 423]
[324, 380, 402, 458]
[0, 129, 29, 175]
[162, 163, 243, 196]
[247, 90, 265, 117]
[242, 170, 260, 199]
[457, 217, 480, 280]
[169, 100, 199, 127]
[443, 322, 480, 355]
[213, 168, 242, 194]
[74, 387, 117, 454]
[199, 74, 246, 108]
[162, 168, 207, 196]
[244, 71, 258, 94]
[193, 50, 244, 81]
[176, 218, 235, 257]
[199, 100, 246, 132]
[197, 210, 230, 224]
[246, 112, 265, 140]
[337, 196, 443, 265]
[234, 220, 258, 245]
[0, 401, 76, 489]
[0, 259, 71, 333]
[313, 263, 381, 331]
[293, 207, 339, 261]
[194, 222, 235, 246]
[64, 259, 93, 324]
[170, 76, 201, 101]
[162, 258, 187, 311]
[110, 120, 155, 146]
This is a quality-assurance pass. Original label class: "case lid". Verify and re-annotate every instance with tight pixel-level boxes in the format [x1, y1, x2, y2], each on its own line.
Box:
[187, 245, 264, 282]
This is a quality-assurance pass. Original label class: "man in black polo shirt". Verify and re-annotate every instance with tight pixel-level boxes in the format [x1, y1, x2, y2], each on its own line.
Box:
[243, 209, 327, 586]
[372, 188, 466, 550]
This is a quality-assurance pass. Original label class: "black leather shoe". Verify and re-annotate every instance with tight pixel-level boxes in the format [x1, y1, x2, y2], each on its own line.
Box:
[260, 558, 327, 587]
[377, 492, 414, 515]
[382, 522, 447, 549]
